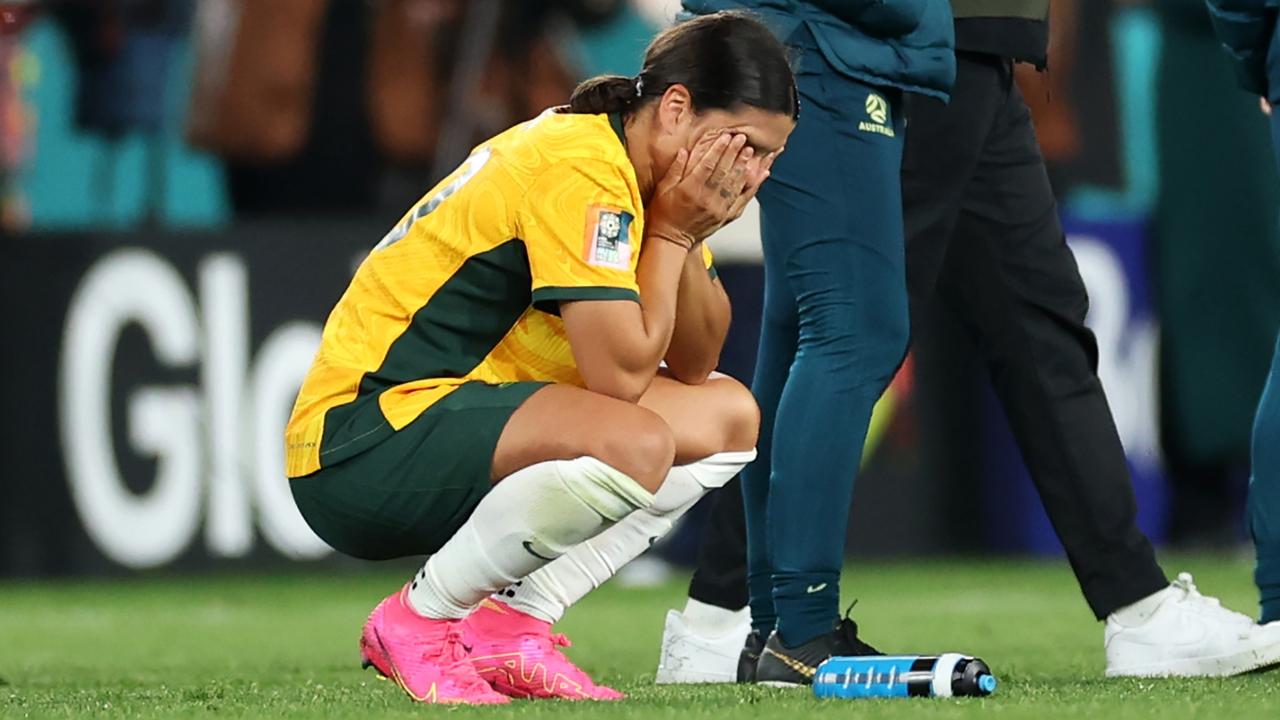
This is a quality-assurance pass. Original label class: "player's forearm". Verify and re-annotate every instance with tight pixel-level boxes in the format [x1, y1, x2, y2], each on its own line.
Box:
[582, 236, 689, 402]
[633, 234, 691, 362]
[664, 247, 730, 385]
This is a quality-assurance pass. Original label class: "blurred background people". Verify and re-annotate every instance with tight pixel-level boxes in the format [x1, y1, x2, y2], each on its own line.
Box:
[188, 0, 623, 217]
[0, 0, 40, 228]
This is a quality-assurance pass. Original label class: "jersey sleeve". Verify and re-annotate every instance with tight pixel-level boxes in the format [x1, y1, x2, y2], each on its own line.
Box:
[701, 242, 718, 281]
[520, 158, 642, 311]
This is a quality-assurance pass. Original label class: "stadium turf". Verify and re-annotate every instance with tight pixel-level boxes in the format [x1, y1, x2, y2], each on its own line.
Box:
[3, 556, 1278, 719]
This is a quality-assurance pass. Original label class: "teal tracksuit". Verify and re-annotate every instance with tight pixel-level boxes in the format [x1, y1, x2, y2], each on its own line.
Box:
[1253, 333, 1280, 622]
[683, 0, 954, 645]
[1206, 0, 1280, 622]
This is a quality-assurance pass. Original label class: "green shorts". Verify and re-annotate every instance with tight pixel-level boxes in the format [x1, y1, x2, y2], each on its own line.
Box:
[290, 380, 546, 560]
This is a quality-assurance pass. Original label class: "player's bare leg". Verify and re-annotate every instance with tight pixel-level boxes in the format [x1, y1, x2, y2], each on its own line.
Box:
[467, 373, 760, 700]
[362, 384, 677, 702]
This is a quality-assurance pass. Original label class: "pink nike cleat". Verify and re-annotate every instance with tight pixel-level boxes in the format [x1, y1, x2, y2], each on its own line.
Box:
[465, 599, 624, 701]
[359, 585, 510, 705]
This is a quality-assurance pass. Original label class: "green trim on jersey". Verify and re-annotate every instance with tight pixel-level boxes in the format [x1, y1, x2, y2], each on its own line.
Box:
[318, 239, 534, 467]
[609, 112, 627, 148]
[532, 285, 641, 315]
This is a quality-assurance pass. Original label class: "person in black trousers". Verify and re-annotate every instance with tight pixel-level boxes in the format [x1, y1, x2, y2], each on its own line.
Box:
[901, 7, 1172, 630]
[686, 477, 748, 612]
[659, 0, 1280, 681]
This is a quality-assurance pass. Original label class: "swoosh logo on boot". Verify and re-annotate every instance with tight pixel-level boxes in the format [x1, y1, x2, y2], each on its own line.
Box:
[522, 540, 558, 561]
[763, 647, 816, 679]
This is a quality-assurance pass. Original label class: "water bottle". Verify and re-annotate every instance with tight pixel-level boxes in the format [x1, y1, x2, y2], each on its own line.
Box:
[813, 653, 997, 699]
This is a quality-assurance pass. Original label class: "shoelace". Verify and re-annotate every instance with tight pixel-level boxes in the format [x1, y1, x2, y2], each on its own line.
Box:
[437, 625, 498, 695]
[442, 625, 470, 664]
[530, 632, 596, 684]
[835, 601, 882, 655]
[1173, 572, 1226, 609]
[1173, 572, 1205, 600]
[1171, 572, 1253, 625]
[836, 619, 882, 655]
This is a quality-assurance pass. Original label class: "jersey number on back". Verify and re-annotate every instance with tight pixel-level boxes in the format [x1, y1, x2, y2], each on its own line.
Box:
[375, 148, 494, 250]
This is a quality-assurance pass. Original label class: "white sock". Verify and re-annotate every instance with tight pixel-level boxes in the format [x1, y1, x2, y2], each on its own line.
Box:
[681, 598, 750, 638]
[407, 457, 654, 619]
[1109, 584, 1173, 627]
[500, 449, 756, 623]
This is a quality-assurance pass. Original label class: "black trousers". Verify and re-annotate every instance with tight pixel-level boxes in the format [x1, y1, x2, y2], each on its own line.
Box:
[690, 53, 1168, 620]
[688, 476, 750, 610]
[901, 52, 1167, 618]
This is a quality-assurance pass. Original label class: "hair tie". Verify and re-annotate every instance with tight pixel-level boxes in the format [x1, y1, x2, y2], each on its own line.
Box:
[634, 77, 645, 98]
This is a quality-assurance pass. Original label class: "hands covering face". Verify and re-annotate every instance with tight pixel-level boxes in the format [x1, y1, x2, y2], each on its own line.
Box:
[647, 131, 780, 250]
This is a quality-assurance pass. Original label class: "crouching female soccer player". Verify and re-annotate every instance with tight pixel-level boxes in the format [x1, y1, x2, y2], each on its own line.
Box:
[283, 12, 796, 705]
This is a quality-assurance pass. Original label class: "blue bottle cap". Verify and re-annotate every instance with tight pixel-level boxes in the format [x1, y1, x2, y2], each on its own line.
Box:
[978, 674, 997, 694]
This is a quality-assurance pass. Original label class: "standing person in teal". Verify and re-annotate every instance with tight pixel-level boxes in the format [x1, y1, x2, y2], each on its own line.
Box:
[1255, 339, 1280, 623]
[673, 0, 955, 683]
[1155, 0, 1280, 550]
[1206, 0, 1280, 624]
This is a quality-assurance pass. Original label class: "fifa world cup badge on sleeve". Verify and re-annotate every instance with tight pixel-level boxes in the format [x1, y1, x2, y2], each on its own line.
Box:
[584, 206, 633, 270]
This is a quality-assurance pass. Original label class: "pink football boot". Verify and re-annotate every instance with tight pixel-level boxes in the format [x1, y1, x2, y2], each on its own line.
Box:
[359, 585, 509, 705]
[465, 599, 624, 701]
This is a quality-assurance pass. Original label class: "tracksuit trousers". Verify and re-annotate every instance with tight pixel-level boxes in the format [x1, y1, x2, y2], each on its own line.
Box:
[688, 52, 1171, 628]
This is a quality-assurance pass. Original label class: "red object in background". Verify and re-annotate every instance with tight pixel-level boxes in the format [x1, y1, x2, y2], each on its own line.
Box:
[0, 0, 38, 230]
[0, 1, 39, 38]
[890, 352, 914, 398]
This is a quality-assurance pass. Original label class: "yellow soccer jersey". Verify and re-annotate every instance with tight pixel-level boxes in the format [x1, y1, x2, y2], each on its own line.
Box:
[286, 110, 713, 478]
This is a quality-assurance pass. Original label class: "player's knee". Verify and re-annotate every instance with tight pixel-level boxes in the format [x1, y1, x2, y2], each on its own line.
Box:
[627, 417, 677, 493]
[587, 409, 675, 494]
[716, 376, 761, 452]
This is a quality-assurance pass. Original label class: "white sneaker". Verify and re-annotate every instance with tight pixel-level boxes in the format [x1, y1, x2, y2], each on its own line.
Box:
[1105, 572, 1280, 677]
[655, 608, 750, 684]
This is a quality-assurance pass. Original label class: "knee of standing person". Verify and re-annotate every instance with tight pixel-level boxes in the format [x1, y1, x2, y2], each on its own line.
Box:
[802, 290, 910, 381]
[876, 311, 912, 375]
[585, 406, 676, 493]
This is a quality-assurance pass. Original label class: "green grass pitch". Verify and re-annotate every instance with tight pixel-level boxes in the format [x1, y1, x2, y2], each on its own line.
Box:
[3, 555, 1279, 719]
